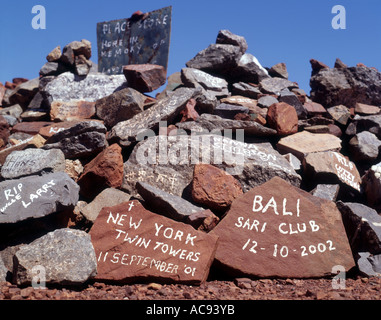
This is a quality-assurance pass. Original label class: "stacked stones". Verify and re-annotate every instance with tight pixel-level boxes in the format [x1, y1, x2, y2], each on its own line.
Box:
[0, 29, 381, 290]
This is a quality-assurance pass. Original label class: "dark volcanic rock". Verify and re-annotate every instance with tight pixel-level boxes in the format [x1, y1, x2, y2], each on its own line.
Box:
[310, 66, 381, 108]
[136, 181, 203, 221]
[0, 172, 79, 224]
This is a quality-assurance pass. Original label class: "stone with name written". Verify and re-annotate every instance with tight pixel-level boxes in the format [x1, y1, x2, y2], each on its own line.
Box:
[41, 72, 128, 106]
[50, 100, 96, 122]
[0, 172, 79, 224]
[302, 151, 361, 192]
[43, 121, 107, 159]
[1, 148, 65, 179]
[97, 6, 172, 75]
[122, 134, 301, 197]
[108, 87, 202, 146]
[211, 177, 355, 278]
[89, 200, 218, 284]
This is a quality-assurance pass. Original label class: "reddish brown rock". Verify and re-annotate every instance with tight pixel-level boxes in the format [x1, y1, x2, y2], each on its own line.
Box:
[180, 99, 199, 122]
[310, 59, 329, 74]
[12, 121, 53, 135]
[0, 115, 10, 148]
[38, 121, 83, 138]
[191, 164, 243, 212]
[211, 177, 355, 278]
[50, 100, 96, 122]
[123, 64, 167, 93]
[185, 209, 220, 232]
[77, 143, 124, 199]
[0, 83, 6, 106]
[89, 200, 218, 284]
[354, 102, 380, 115]
[266, 102, 298, 135]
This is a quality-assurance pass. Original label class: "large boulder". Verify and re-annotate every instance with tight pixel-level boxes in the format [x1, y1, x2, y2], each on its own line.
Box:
[310, 65, 381, 108]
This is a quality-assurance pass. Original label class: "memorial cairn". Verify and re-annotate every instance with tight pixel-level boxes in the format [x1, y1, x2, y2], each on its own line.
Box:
[1, 24, 381, 297]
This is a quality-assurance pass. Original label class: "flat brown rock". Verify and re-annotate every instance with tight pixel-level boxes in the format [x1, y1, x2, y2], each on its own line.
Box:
[89, 200, 218, 284]
[50, 100, 96, 122]
[123, 64, 167, 93]
[277, 131, 342, 161]
[211, 177, 355, 278]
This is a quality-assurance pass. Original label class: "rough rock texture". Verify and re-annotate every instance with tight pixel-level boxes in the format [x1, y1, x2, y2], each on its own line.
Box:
[310, 66, 381, 108]
[77, 144, 124, 200]
[1, 148, 65, 179]
[122, 134, 301, 197]
[123, 64, 167, 93]
[191, 164, 243, 212]
[95, 87, 145, 128]
[266, 102, 298, 135]
[42, 72, 127, 105]
[108, 87, 202, 146]
[13, 229, 97, 286]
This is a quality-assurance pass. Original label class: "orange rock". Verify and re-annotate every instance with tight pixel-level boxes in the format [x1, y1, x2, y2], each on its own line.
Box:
[267, 102, 298, 135]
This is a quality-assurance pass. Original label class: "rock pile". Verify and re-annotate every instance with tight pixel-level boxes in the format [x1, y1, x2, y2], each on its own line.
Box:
[1, 29, 381, 290]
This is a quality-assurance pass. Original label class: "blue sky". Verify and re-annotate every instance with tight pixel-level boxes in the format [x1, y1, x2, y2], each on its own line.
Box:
[1, 0, 380, 95]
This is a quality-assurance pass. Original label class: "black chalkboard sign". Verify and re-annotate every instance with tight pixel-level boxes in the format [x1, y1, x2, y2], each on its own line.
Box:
[97, 6, 172, 75]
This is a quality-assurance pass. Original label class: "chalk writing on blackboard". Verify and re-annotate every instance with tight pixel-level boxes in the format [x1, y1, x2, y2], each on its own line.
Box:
[97, 6, 172, 75]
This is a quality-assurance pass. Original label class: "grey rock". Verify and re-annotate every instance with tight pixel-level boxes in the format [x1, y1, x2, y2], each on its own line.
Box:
[39, 62, 67, 77]
[357, 252, 381, 277]
[13, 228, 97, 286]
[80, 188, 131, 223]
[0, 104, 23, 118]
[327, 105, 351, 126]
[0, 172, 79, 224]
[216, 29, 248, 54]
[176, 113, 277, 137]
[1, 148, 65, 179]
[122, 134, 301, 197]
[2, 115, 18, 127]
[337, 201, 381, 255]
[214, 103, 249, 119]
[310, 66, 381, 108]
[231, 53, 269, 84]
[181, 68, 229, 97]
[136, 181, 203, 221]
[349, 131, 381, 162]
[257, 95, 279, 108]
[8, 78, 39, 108]
[345, 114, 381, 139]
[311, 184, 340, 202]
[43, 121, 107, 158]
[186, 44, 242, 76]
[41, 72, 127, 105]
[231, 82, 261, 99]
[260, 77, 298, 96]
[108, 87, 202, 146]
[95, 87, 145, 128]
